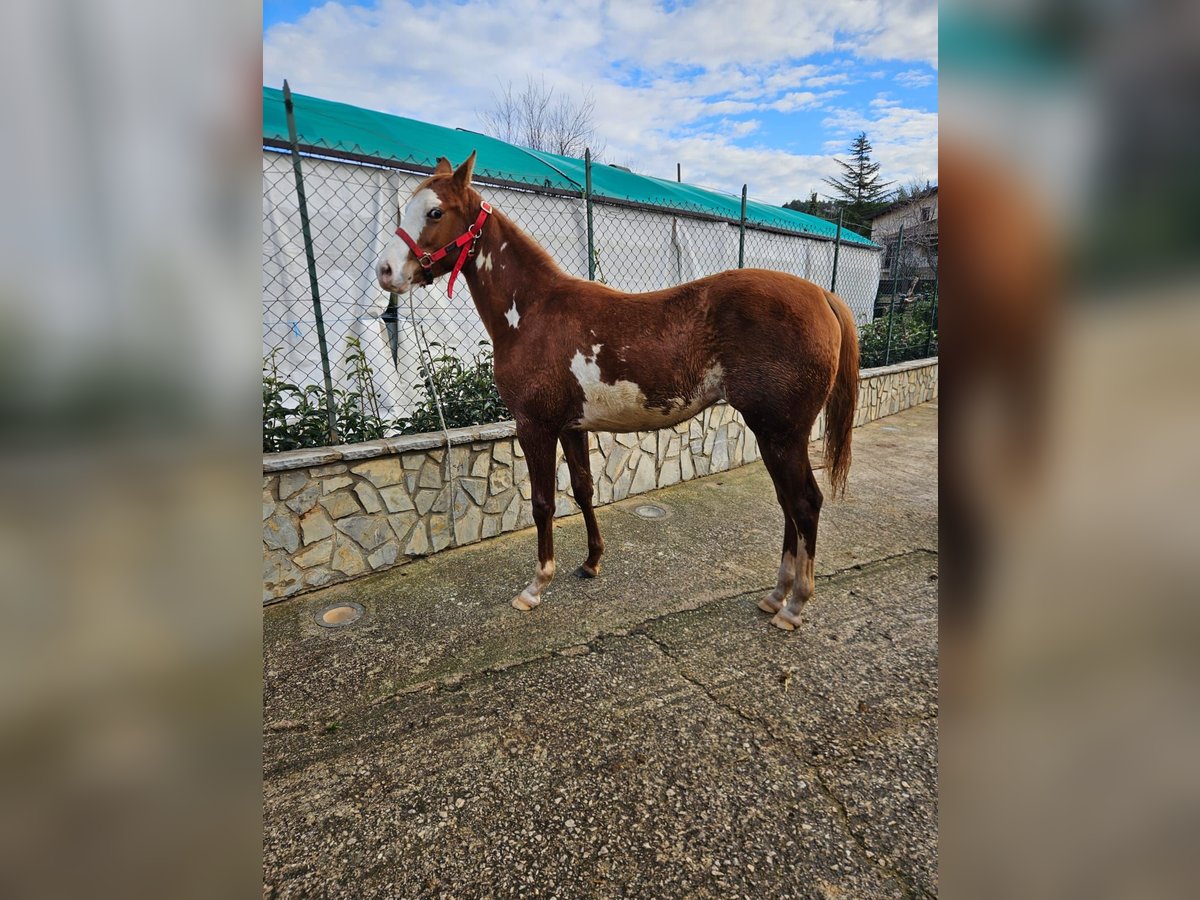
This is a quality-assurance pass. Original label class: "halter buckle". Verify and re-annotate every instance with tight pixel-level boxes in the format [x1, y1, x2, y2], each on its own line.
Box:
[418, 253, 433, 268]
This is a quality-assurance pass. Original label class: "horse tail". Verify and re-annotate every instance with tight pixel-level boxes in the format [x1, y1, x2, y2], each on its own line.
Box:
[823, 290, 859, 498]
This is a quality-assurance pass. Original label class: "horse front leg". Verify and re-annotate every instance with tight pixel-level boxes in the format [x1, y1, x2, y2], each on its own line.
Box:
[559, 430, 604, 577]
[512, 423, 558, 611]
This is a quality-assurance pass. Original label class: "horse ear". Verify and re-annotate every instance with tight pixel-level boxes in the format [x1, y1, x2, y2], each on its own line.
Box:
[434, 157, 453, 175]
[453, 150, 477, 188]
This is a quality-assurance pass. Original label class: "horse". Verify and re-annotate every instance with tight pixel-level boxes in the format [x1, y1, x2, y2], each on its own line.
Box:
[376, 152, 859, 630]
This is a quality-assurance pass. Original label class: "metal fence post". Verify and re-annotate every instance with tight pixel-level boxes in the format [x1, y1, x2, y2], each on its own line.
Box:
[737, 184, 747, 268]
[923, 263, 939, 357]
[585, 148, 596, 281]
[830, 208, 843, 294]
[283, 80, 339, 445]
[883, 223, 905, 366]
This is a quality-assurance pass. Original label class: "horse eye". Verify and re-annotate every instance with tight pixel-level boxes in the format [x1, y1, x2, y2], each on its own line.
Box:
[427, 208, 443, 220]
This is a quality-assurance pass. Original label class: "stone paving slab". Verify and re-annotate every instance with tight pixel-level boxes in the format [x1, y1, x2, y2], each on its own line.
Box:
[264, 402, 939, 898]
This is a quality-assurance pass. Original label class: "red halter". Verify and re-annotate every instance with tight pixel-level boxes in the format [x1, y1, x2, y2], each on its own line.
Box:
[395, 201, 492, 298]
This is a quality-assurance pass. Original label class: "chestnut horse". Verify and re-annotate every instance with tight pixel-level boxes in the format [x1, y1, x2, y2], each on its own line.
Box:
[376, 153, 858, 630]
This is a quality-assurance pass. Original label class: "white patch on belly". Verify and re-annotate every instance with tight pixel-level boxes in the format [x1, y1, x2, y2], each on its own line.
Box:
[569, 349, 725, 432]
[505, 301, 520, 329]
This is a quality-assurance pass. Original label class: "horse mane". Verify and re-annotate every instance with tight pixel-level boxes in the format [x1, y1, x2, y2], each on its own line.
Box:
[484, 203, 571, 282]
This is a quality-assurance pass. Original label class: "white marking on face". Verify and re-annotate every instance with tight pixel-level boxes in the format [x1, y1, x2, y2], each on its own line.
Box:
[376, 187, 440, 293]
[400, 187, 440, 242]
[505, 301, 520, 329]
[478, 251, 493, 272]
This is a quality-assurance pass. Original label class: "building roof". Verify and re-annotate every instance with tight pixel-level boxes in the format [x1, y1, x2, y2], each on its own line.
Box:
[263, 86, 878, 248]
[866, 185, 938, 221]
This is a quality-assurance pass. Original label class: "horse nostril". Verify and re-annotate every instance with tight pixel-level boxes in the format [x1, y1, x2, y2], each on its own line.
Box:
[378, 261, 393, 282]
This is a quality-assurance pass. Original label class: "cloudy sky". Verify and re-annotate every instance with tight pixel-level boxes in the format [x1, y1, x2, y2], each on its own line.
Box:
[263, 0, 937, 206]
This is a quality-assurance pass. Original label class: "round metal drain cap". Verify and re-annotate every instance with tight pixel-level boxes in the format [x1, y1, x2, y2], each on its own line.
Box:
[316, 602, 364, 628]
[633, 503, 668, 519]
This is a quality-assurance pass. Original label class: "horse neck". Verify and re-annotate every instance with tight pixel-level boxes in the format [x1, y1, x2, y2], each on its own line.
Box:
[460, 210, 566, 337]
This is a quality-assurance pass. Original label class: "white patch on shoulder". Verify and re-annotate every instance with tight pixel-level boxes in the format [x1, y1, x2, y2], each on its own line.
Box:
[478, 251, 493, 272]
[505, 301, 520, 329]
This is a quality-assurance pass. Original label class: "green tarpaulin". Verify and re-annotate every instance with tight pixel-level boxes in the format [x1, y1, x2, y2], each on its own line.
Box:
[263, 86, 877, 248]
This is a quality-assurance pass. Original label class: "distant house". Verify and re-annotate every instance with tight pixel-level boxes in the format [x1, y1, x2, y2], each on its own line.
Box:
[868, 186, 938, 285]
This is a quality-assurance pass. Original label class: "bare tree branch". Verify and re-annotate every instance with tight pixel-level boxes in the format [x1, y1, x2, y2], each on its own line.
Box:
[478, 76, 606, 160]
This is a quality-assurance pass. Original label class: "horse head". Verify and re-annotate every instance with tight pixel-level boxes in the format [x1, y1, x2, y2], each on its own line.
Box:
[376, 151, 483, 297]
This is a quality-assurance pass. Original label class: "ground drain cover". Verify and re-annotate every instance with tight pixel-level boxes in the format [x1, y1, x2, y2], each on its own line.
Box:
[633, 503, 668, 520]
[316, 602, 364, 628]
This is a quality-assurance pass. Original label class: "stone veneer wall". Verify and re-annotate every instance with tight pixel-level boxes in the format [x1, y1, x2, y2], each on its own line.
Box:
[263, 358, 937, 602]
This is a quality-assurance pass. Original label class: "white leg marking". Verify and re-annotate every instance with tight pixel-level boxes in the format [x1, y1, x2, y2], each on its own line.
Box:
[759, 550, 794, 614]
[791, 545, 813, 606]
[771, 546, 811, 631]
[513, 560, 556, 611]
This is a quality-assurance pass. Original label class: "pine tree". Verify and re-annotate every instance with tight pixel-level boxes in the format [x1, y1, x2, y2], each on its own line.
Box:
[823, 132, 893, 234]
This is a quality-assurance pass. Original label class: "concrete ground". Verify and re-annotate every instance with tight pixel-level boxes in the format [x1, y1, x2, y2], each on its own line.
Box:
[264, 402, 938, 899]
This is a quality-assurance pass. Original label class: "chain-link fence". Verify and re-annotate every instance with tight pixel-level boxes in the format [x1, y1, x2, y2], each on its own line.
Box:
[263, 142, 936, 450]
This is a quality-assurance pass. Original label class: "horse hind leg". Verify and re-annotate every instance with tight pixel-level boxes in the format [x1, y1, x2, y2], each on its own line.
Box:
[773, 459, 823, 631]
[758, 516, 796, 615]
[560, 430, 604, 577]
[755, 431, 822, 631]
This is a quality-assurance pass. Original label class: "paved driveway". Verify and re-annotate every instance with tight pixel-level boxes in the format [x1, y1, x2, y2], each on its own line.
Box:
[264, 402, 938, 898]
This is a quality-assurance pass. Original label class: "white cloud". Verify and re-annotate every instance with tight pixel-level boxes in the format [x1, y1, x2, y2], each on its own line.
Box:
[633, 136, 849, 207]
[855, 0, 938, 68]
[724, 119, 761, 138]
[821, 97, 939, 192]
[263, 0, 937, 203]
[895, 68, 935, 89]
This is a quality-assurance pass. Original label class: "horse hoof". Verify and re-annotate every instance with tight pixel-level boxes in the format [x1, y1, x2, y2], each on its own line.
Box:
[758, 594, 783, 614]
[575, 564, 599, 579]
[512, 592, 540, 611]
[770, 610, 803, 631]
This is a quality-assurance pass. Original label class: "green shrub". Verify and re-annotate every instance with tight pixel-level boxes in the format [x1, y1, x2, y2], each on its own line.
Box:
[262, 339, 511, 451]
[396, 341, 511, 434]
[262, 338, 394, 452]
[858, 294, 938, 369]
